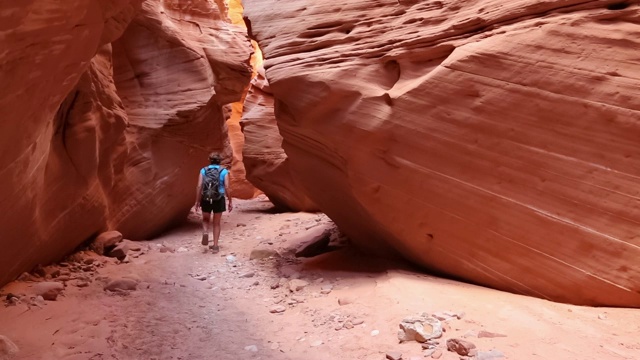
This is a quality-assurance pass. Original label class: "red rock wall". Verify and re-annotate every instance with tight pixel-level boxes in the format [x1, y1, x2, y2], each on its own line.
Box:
[0, 0, 252, 286]
[243, 0, 640, 306]
[241, 67, 318, 211]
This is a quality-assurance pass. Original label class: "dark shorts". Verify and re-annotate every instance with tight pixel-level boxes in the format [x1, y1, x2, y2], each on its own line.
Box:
[201, 197, 226, 213]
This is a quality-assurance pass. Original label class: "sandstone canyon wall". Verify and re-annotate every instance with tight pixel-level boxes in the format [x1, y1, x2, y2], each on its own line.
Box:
[241, 66, 318, 211]
[243, 0, 640, 306]
[0, 0, 252, 286]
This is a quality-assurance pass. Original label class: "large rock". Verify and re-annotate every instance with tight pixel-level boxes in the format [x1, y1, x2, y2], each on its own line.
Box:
[243, 1, 640, 306]
[0, 335, 19, 360]
[241, 67, 318, 211]
[0, 0, 252, 287]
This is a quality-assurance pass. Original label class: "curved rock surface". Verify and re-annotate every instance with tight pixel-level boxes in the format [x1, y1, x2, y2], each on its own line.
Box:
[244, 0, 640, 306]
[241, 67, 318, 211]
[0, 0, 252, 286]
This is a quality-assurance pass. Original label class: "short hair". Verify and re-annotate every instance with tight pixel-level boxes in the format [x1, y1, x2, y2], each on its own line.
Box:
[208, 152, 221, 165]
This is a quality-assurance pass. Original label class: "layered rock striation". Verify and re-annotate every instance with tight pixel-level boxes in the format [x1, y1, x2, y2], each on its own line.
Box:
[243, 0, 640, 306]
[0, 0, 252, 286]
[241, 66, 318, 211]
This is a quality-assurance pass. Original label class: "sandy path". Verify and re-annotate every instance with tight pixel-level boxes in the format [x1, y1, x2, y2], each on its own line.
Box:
[2, 197, 640, 360]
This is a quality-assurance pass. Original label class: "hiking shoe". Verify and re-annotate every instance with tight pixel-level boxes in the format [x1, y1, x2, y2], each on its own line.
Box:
[210, 245, 220, 253]
[201, 233, 209, 246]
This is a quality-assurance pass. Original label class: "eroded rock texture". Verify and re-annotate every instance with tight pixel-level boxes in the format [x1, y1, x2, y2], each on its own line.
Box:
[241, 67, 318, 211]
[0, 0, 252, 286]
[243, 0, 640, 306]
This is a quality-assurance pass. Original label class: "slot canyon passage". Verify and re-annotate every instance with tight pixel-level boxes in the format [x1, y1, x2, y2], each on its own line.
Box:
[1, 0, 640, 359]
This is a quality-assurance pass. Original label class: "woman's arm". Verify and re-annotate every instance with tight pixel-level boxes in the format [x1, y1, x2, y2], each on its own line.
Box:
[224, 172, 233, 212]
[194, 172, 203, 210]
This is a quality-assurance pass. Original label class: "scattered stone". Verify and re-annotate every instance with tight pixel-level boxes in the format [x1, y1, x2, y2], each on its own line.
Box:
[107, 242, 129, 261]
[386, 351, 402, 360]
[91, 231, 123, 255]
[371, 330, 380, 336]
[289, 279, 309, 292]
[343, 321, 354, 329]
[31, 296, 46, 307]
[33, 282, 64, 301]
[398, 313, 443, 343]
[251, 281, 260, 286]
[320, 285, 333, 294]
[104, 279, 138, 292]
[226, 255, 236, 263]
[176, 247, 188, 253]
[17, 272, 34, 282]
[249, 247, 279, 260]
[477, 330, 507, 338]
[431, 349, 443, 359]
[193, 275, 207, 281]
[338, 297, 355, 306]
[75, 281, 90, 288]
[270, 343, 279, 350]
[291, 295, 305, 303]
[244, 345, 258, 352]
[446, 338, 477, 356]
[240, 271, 255, 278]
[270, 305, 286, 313]
[6, 296, 20, 306]
[159, 244, 175, 253]
[433, 311, 464, 321]
[476, 350, 505, 360]
[0, 335, 19, 359]
[352, 319, 365, 326]
[310, 340, 323, 347]
[237, 223, 247, 227]
[423, 348, 436, 357]
[462, 330, 478, 338]
[122, 239, 142, 252]
[598, 313, 607, 320]
[270, 281, 280, 290]
[32, 264, 46, 278]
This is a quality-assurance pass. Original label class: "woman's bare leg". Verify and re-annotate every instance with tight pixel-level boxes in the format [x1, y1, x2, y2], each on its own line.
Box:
[212, 212, 222, 248]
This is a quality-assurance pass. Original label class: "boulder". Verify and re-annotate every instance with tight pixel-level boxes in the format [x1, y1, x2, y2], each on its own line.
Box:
[398, 314, 442, 343]
[243, 0, 640, 307]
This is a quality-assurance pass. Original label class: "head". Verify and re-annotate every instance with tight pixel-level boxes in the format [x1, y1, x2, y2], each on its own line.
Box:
[208, 152, 221, 165]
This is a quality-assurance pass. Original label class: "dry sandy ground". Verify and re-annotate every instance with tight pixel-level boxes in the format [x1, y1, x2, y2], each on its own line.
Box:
[2, 197, 640, 360]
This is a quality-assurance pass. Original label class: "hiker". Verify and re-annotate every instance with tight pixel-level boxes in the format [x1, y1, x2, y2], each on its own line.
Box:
[194, 152, 233, 252]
